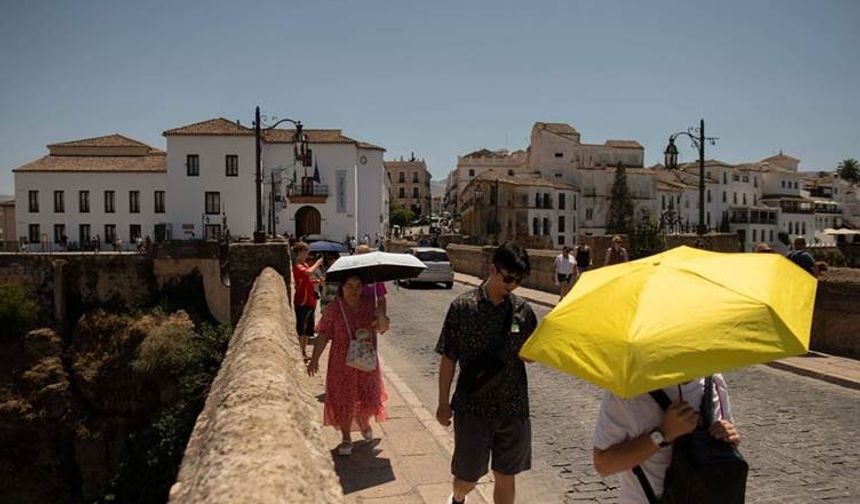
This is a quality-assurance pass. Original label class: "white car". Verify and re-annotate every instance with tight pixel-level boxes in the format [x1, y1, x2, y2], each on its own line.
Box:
[401, 247, 454, 289]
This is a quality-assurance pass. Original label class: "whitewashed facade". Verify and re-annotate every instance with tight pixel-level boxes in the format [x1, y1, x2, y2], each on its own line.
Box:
[162, 118, 389, 242]
[13, 135, 168, 250]
[12, 119, 388, 250]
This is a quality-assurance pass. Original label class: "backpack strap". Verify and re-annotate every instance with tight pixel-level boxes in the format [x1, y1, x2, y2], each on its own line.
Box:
[633, 387, 672, 504]
[648, 389, 672, 411]
[632, 466, 660, 504]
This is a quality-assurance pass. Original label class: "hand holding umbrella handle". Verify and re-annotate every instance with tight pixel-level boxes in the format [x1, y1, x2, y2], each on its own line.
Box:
[660, 399, 699, 442]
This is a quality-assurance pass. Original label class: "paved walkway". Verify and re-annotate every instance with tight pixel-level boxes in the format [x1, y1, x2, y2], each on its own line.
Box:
[309, 274, 859, 502]
[308, 346, 490, 504]
[454, 272, 860, 391]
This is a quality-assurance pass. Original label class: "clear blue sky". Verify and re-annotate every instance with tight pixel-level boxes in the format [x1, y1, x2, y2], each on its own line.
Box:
[1, 0, 858, 196]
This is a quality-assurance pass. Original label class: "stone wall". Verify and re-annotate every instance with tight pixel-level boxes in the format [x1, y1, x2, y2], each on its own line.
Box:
[169, 268, 342, 504]
[445, 244, 860, 359]
[228, 242, 291, 327]
[810, 268, 860, 358]
[0, 253, 229, 326]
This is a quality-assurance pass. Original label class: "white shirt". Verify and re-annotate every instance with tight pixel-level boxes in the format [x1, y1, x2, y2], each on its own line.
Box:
[554, 253, 576, 275]
[592, 376, 733, 504]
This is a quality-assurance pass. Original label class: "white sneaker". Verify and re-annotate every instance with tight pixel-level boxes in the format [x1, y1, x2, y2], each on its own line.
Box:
[336, 441, 353, 456]
[361, 427, 373, 441]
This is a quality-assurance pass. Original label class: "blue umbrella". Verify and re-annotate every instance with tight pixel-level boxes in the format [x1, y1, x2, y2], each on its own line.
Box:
[309, 240, 345, 253]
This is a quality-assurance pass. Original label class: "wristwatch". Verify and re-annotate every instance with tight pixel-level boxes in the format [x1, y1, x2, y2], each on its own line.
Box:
[649, 428, 671, 448]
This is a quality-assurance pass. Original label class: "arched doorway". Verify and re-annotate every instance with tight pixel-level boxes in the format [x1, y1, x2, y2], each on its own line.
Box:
[295, 206, 321, 238]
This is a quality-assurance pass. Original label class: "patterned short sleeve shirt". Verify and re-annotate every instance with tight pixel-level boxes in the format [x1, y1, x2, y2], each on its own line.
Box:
[435, 286, 538, 418]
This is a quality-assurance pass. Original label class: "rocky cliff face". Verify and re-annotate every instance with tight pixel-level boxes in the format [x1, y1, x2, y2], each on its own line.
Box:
[1, 309, 225, 503]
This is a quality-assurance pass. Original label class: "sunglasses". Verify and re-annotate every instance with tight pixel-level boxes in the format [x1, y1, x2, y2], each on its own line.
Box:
[497, 270, 524, 284]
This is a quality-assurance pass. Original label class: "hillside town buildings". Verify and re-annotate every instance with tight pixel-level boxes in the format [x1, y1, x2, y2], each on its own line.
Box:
[12, 118, 388, 250]
[445, 122, 855, 251]
[385, 154, 431, 216]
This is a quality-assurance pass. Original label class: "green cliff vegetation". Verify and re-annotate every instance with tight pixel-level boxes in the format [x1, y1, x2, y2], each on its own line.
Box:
[0, 277, 231, 504]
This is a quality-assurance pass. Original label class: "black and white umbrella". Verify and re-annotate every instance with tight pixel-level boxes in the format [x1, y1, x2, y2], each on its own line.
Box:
[325, 251, 426, 283]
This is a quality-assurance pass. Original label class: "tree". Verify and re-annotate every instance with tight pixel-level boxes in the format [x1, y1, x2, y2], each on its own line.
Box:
[389, 201, 415, 228]
[606, 163, 635, 235]
[837, 158, 859, 184]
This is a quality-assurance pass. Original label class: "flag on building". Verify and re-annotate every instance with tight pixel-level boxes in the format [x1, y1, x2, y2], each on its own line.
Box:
[313, 162, 321, 183]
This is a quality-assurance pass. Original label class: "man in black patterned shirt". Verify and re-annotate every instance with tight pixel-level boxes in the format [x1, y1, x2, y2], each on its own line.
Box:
[436, 242, 538, 504]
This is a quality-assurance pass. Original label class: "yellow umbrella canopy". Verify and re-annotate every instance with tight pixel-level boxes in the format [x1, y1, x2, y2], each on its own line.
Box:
[519, 246, 817, 398]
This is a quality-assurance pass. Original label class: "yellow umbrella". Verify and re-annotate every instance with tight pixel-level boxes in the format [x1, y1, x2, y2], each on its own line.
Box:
[519, 246, 817, 398]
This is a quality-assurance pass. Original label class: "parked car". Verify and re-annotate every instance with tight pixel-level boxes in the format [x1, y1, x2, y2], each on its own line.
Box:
[401, 247, 454, 289]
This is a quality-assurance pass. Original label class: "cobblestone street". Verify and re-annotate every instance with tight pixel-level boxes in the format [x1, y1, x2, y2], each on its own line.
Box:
[379, 282, 860, 503]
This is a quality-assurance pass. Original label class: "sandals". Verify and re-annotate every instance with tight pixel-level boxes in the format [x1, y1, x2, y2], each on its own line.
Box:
[336, 441, 353, 456]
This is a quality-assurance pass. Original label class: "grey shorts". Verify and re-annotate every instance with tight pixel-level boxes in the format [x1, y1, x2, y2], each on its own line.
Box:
[451, 411, 532, 482]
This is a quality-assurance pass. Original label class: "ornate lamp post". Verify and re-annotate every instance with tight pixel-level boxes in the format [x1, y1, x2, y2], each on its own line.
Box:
[663, 119, 718, 235]
[252, 106, 311, 242]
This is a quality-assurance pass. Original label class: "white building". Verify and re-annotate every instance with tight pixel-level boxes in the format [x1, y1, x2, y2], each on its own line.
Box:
[13, 134, 168, 250]
[12, 119, 388, 250]
[163, 118, 388, 241]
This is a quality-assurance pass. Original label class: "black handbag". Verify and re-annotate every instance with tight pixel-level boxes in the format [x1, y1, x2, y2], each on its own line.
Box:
[456, 302, 514, 399]
[634, 377, 748, 504]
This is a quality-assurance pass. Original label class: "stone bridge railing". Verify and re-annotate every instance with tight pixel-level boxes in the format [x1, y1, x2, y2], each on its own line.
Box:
[169, 267, 342, 503]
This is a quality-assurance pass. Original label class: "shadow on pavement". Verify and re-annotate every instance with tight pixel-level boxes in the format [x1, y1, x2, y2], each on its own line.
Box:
[331, 439, 394, 494]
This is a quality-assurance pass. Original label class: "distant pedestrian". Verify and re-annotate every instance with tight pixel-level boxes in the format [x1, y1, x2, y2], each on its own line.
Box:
[605, 235, 628, 265]
[575, 239, 592, 276]
[349, 236, 357, 255]
[553, 245, 577, 301]
[436, 241, 538, 504]
[754, 242, 774, 253]
[307, 271, 388, 456]
[786, 236, 816, 277]
[93, 234, 101, 254]
[293, 242, 324, 361]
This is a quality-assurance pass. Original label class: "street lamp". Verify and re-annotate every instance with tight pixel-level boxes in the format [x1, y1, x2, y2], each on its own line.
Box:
[663, 119, 718, 235]
[252, 106, 311, 242]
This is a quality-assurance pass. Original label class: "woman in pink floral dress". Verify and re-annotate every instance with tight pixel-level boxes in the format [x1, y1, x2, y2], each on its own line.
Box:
[307, 272, 388, 456]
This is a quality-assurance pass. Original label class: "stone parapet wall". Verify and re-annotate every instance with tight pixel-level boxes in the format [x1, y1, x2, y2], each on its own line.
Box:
[228, 242, 291, 327]
[170, 268, 342, 503]
[811, 268, 860, 358]
[445, 244, 860, 358]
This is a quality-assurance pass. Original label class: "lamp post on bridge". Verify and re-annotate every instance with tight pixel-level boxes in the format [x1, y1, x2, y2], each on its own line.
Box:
[253, 106, 311, 242]
[663, 119, 718, 235]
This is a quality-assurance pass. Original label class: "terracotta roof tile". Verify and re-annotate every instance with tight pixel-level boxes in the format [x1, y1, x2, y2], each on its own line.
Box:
[13, 151, 166, 173]
[47, 134, 151, 148]
[473, 172, 578, 190]
[357, 141, 386, 151]
[163, 117, 252, 137]
[604, 139, 643, 149]
[535, 122, 579, 136]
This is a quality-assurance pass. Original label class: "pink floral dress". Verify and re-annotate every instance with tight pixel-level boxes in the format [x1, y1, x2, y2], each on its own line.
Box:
[315, 293, 388, 431]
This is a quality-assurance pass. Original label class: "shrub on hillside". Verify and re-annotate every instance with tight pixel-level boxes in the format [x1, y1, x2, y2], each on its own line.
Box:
[0, 283, 40, 340]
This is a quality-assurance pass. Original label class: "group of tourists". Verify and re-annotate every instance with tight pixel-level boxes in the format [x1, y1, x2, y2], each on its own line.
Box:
[553, 235, 628, 300]
[297, 234, 831, 503]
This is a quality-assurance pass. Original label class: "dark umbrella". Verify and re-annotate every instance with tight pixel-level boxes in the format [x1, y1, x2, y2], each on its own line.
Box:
[325, 251, 426, 283]
[308, 240, 346, 253]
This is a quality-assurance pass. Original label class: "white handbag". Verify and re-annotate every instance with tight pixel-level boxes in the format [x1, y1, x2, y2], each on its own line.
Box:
[340, 300, 377, 372]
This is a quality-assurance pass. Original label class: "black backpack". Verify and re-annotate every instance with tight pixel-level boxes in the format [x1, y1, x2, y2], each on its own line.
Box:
[633, 377, 749, 504]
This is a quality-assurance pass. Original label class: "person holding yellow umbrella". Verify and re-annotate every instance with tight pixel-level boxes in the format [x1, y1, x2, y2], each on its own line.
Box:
[519, 245, 817, 503]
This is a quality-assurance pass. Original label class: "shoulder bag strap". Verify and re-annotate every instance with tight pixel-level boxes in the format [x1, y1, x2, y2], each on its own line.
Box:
[633, 387, 673, 504]
[338, 299, 353, 340]
[700, 375, 715, 424]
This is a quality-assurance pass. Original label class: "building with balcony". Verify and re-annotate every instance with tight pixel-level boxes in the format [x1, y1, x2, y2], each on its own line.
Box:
[11, 118, 388, 250]
[385, 154, 431, 217]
